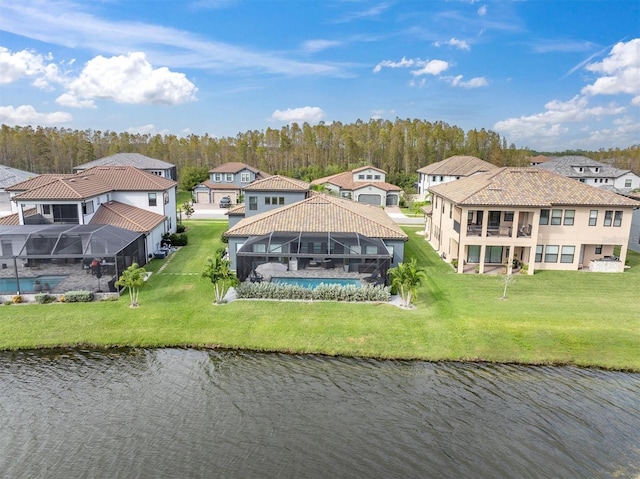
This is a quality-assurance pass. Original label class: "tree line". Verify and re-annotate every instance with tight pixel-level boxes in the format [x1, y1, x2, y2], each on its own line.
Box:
[1, 120, 638, 191]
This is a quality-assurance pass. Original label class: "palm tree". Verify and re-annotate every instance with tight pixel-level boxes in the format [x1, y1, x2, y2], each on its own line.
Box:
[115, 263, 148, 307]
[201, 249, 239, 304]
[388, 258, 426, 308]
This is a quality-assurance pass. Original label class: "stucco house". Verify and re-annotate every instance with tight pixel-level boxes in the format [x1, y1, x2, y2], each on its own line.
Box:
[193, 162, 269, 205]
[0, 165, 37, 215]
[533, 156, 640, 193]
[3, 165, 177, 257]
[311, 166, 401, 207]
[224, 193, 408, 282]
[426, 167, 639, 274]
[416, 155, 497, 200]
[73, 153, 177, 181]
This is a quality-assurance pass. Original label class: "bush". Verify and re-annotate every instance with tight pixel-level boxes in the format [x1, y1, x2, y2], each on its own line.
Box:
[235, 282, 391, 302]
[4, 300, 12, 306]
[63, 290, 94, 302]
[451, 259, 458, 269]
[34, 293, 55, 304]
[176, 224, 186, 233]
[163, 233, 188, 246]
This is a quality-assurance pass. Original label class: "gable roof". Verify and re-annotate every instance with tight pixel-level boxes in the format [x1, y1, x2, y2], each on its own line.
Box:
[534, 155, 634, 179]
[311, 170, 400, 192]
[0, 165, 38, 189]
[226, 204, 245, 216]
[12, 166, 176, 201]
[417, 155, 497, 176]
[89, 201, 165, 233]
[74, 153, 174, 170]
[428, 167, 640, 208]
[243, 175, 309, 192]
[5, 173, 74, 192]
[352, 165, 386, 174]
[0, 208, 37, 226]
[209, 162, 263, 174]
[225, 193, 408, 240]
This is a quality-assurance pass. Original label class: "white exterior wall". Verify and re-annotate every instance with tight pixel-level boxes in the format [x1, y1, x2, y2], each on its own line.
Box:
[353, 168, 385, 183]
[354, 184, 387, 206]
[614, 172, 640, 190]
[417, 173, 460, 198]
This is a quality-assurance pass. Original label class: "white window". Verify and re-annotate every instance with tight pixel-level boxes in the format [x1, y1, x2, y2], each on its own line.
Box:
[544, 245, 559, 263]
[241, 172, 251, 183]
[148, 193, 157, 207]
[560, 246, 575, 263]
[214, 173, 222, 182]
[625, 179, 632, 188]
[225, 173, 233, 182]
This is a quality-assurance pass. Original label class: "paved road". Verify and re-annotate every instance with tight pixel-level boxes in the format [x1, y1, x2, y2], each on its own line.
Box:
[190, 203, 424, 225]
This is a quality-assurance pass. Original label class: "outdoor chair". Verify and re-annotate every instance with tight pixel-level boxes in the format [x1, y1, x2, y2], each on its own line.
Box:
[363, 270, 380, 283]
[249, 270, 263, 283]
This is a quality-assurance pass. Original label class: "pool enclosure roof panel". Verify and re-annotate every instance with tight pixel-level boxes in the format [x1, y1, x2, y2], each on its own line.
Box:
[0, 224, 143, 257]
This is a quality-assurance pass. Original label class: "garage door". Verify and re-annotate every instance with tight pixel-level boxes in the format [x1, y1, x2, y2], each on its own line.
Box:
[358, 194, 381, 206]
[196, 192, 210, 203]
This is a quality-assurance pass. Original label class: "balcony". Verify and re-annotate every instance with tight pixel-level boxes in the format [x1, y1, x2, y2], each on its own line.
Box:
[466, 223, 532, 238]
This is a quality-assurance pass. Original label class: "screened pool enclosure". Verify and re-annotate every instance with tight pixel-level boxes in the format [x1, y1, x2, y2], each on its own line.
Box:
[233, 231, 394, 283]
[0, 224, 147, 295]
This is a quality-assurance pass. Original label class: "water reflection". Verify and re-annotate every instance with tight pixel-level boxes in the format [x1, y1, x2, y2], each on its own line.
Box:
[0, 349, 638, 478]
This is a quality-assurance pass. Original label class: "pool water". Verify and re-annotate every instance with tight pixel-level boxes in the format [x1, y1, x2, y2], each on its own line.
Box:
[0, 275, 68, 293]
[270, 277, 362, 289]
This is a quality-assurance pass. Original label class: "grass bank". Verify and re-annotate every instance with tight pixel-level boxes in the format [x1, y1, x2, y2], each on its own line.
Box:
[1, 220, 638, 371]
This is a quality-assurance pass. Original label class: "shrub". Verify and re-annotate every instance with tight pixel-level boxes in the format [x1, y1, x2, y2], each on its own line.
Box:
[176, 224, 186, 233]
[63, 290, 94, 302]
[34, 293, 55, 304]
[235, 282, 390, 302]
[451, 259, 458, 269]
[163, 233, 188, 246]
[4, 300, 12, 306]
[12, 295, 22, 304]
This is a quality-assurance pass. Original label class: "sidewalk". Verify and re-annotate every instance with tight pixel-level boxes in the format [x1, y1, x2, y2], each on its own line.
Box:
[384, 206, 425, 225]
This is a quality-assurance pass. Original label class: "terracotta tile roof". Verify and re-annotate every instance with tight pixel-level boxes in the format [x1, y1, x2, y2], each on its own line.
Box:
[0, 208, 37, 225]
[417, 155, 497, 176]
[528, 155, 550, 163]
[311, 170, 400, 192]
[89, 201, 165, 233]
[226, 204, 245, 216]
[225, 194, 408, 240]
[5, 174, 74, 192]
[243, 175, 309, 191]
[74, 153, 175, 170]
[429, 167, 640, 207]
[352, 165, 386, 174]
[11, 166, 176, 201]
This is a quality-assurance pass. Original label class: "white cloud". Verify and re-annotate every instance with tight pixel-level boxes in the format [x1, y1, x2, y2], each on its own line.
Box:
[581, 39, 640, 97]
[445, 75, 488, 88]
[60, 52, 198, 106]
[434, 38, 470, 51]
[409, 78, 428, 88]
[302, 39, 342, 53]
[55, 93, 96, 109]
[494, 95, 625, 142]
[411, 59, 449, 76]
[477, 5, 487, 16]
[271, 106, 325, 124]
[0, 47, 65, 87]
[0, 105, 72, 125]
[126, 124, 157, 135]
[373, 57, 415, 73]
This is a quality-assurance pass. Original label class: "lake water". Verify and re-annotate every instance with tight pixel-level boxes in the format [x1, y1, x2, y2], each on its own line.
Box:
[1, 348, 638, 478]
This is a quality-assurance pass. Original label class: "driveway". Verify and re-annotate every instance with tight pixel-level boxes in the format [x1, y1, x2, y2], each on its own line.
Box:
[384, 206, 425, 225]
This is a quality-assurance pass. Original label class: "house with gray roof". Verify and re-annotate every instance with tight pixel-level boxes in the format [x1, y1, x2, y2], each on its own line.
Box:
[73, 153, 177, 180]
[193, 162, 269, 206]
[533, 156, 640, 194]
[427, 167, 639, 274]
[416, 155, 497, 200]
[0, 165, 37, 214]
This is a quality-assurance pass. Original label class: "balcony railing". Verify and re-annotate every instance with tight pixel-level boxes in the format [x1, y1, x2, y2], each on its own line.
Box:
[466, 224, 532, 238]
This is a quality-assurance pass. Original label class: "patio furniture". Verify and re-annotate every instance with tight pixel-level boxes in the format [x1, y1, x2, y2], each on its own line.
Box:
[248, 270, 263, 283]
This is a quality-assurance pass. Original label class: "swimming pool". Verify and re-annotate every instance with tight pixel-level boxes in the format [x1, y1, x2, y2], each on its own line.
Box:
[270, 277, 362, 289]
[0, 275, 68, 294]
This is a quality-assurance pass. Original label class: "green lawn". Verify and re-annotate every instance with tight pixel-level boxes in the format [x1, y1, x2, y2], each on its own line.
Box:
[1, 220, 639, 371]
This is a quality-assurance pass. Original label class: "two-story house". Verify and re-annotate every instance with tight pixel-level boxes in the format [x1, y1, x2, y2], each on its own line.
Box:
[426, 167, 639, 274]
[5, 166, 177, 257]
[193, 162, 269, 206]
[416, 155, 497, 200]
[73, 153, 177, 180]
[0, 165, 37, 215]
[311, 166, 401, 207]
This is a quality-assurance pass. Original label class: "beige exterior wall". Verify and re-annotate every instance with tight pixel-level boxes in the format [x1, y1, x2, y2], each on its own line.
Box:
[427, 193, 634, 274]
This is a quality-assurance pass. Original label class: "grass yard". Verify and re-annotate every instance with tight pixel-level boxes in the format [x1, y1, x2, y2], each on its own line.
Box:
[0, 220, 638, 371]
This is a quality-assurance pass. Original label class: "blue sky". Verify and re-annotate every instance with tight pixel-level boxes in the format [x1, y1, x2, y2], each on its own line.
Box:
[0, 0, 638, 151]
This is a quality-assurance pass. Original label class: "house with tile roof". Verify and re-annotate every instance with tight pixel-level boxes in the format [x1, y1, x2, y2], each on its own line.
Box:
[224, 193, 408, 282]
[193, 162, 269, 205]
[311, 166, 401, 207]
[533, 156, 640, 193]
[73, 153, 177, 180]
[426, 167, 639, 274]
[416, 155, 497, 200]
[4, 165, 177, 258]
[241, 175, 311, 217]
[0, 165, 37, 214]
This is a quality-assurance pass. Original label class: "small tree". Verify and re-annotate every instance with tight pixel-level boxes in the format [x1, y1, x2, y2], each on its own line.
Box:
[500, 273, 517, 300]
[388, 258, 426, 308]
[201, 249, 239, 304]
[182, 201, 194, 220]
[115, 263, 148, 307]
